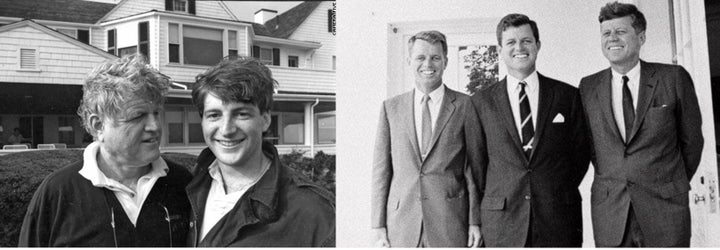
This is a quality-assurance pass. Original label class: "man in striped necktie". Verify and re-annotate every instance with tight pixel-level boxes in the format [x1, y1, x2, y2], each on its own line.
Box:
[470, 13, 591, 247]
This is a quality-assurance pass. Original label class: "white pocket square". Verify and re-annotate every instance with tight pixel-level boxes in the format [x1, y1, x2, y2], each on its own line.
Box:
[552, 113, 565, 123]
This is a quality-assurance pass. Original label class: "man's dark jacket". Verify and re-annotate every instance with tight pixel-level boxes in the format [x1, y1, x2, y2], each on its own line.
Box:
[186, 141, 336, 247]
[18, 160, 192, 247]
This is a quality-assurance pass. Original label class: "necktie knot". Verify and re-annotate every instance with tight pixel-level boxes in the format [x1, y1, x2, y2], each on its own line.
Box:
[422, 94, 430, 104]
[519, 81, 527, 89]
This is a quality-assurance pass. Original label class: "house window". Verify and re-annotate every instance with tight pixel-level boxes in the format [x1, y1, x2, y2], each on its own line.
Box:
[316, 113, 336, 144]
[252, 46, 279, 65]
[165, 106, 203, 145]
[183, 25, 223, 66]
[173, 0, 186, 11]
[58, 116, 75, 145]
[269, 112, 304, 145]
[166, 108, 184, 144]
[107, 29, 117, 55]
[77, 30, 89, 44]
[138, 22, 149, 62]
[288, 55, 298, 68]
[19, 48, 37, 69]
[118, 46, 137, 57]
[228, 30, 238, 59]
[168, 23, 180, 63]
[166, 0, 195, 14]
[332, 55, 336, 70]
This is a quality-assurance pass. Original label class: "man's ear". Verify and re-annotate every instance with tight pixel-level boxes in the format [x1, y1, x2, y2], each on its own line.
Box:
[89, 115, 104, 141]
[638, 30, 646, 46]
[262, 111, 271, 132]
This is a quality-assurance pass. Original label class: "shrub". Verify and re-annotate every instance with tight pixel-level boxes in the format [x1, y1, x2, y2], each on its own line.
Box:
[280, 150, 336, 193]
[0, 149, 335, 246]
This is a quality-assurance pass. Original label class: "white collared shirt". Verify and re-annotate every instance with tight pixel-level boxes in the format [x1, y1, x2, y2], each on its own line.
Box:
[611, 62, 641, 141]
[200, 158, 271, 241]
[78, 141, 169, 226]
[506, 71, 539, 141]
[414, 85, 445, 148]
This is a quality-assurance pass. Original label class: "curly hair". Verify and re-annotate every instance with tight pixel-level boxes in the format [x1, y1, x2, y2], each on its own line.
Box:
[77, 54, 170, 137]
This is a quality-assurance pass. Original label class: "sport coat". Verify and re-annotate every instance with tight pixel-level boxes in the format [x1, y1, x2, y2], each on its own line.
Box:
[578, 61, 703, 247]
[371, 86, 482, 247]
[470, 73, 590, 247]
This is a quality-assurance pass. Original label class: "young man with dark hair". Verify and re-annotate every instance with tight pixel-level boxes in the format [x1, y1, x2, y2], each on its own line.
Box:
[470, 13, 590, 247]
[186, 56, 335, 247]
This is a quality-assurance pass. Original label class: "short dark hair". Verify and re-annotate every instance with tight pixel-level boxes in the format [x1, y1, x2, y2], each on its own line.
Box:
[192, 56, 277, 116]
[496, 13, 539, 46]
[599, 1, 646, 33]
[407, 30, 448, 58]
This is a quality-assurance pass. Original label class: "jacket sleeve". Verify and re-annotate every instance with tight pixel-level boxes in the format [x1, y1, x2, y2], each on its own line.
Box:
[569, 88, 591, 187]
[371, 101, 392, 229]
[18, 180, 54, 247]
[675, 66, 704, 180]
[467, 95, 488, 228]
[464, 99, 484, 226]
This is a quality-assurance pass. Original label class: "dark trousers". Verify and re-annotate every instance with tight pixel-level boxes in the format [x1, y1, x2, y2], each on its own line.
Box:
[619, 204, 645, 247]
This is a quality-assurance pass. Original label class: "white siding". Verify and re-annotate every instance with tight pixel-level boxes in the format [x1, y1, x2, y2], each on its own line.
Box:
[270, 66, 334, 94]
[0, 26, 109, 85]
[105, 0, 235, 21]
[90, 26, 105, 50]
[196, 1, 235, 20]
[287, 2, 335, 71]
[104, 0, 163, 21]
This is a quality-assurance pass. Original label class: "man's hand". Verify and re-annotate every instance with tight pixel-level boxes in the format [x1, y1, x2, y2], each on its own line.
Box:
[467, 225, 481, 247]
[373, 227, 390, 247]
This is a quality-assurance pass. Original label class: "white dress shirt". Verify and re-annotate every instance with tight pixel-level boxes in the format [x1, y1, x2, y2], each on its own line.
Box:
[611, 62, 641, 141]
[200, 158, 270, 240]
[414, 85, 445, 148]
[78, 141, 169, 226]
[506, 71, 539, 141]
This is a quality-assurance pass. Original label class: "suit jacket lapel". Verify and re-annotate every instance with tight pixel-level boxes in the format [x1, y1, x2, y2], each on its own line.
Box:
[401, 90, 423, 162]
[493, 79, 524, 152]
[594, 69, 624, 143]
[529, 74, 555, 160]
[425, 86, 455, 159]
[628, 61, 658, 144]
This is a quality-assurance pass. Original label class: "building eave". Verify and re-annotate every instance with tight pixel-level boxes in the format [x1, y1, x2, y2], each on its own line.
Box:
[254, 35, 321, 50]
[0, 19, 117, 59]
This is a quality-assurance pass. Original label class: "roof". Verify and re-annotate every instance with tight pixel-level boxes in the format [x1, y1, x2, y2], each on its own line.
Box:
[0, 19, 117, 59]
[0, 0, 115, 24]
[261, 1, 321, 39]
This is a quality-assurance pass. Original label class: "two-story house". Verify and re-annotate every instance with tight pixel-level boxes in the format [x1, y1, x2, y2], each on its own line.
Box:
[0, 0, 336, 156]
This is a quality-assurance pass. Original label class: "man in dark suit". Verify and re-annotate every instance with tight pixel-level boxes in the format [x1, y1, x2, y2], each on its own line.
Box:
[579, 2, 703, 247]
[372, 30, 482, 247]
[470, 13, 591, 247]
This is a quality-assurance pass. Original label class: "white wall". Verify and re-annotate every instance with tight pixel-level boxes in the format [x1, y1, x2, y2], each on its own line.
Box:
[337, 0, 690, 247]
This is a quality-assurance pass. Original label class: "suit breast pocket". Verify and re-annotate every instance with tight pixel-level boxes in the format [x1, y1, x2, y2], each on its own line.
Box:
[645, 103, 676, 132]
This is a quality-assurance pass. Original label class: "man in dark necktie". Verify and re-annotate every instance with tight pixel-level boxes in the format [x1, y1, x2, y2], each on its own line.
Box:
[371, 30, 482, 247]
[578, 2, 703, 247]
[470, 13, 591, 247]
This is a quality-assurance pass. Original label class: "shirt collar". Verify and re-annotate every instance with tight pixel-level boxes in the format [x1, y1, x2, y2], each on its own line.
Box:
[506, 70, 539, 93]
[78, 141, 168, 192]
[414, 84, 445, 104]
[611, 61, 641, 82]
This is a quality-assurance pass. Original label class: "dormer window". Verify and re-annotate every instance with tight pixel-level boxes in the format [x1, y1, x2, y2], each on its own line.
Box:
[173, 0, 186, 12]
[165, 0, 195, 14]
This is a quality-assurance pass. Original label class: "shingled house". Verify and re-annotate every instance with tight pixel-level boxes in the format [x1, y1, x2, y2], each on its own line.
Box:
[0, 0, 336, 155]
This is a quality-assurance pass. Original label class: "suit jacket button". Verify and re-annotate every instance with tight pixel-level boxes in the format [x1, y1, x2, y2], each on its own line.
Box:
[527, 169, 532, 173]
[524, 195, 531, 200]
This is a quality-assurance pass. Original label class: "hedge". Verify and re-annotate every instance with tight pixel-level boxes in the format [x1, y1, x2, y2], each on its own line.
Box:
[0, 149, 334, 247]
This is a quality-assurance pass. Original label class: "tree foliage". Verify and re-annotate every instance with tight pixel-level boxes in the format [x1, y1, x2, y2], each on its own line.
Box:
[464, 45, 500, 95]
